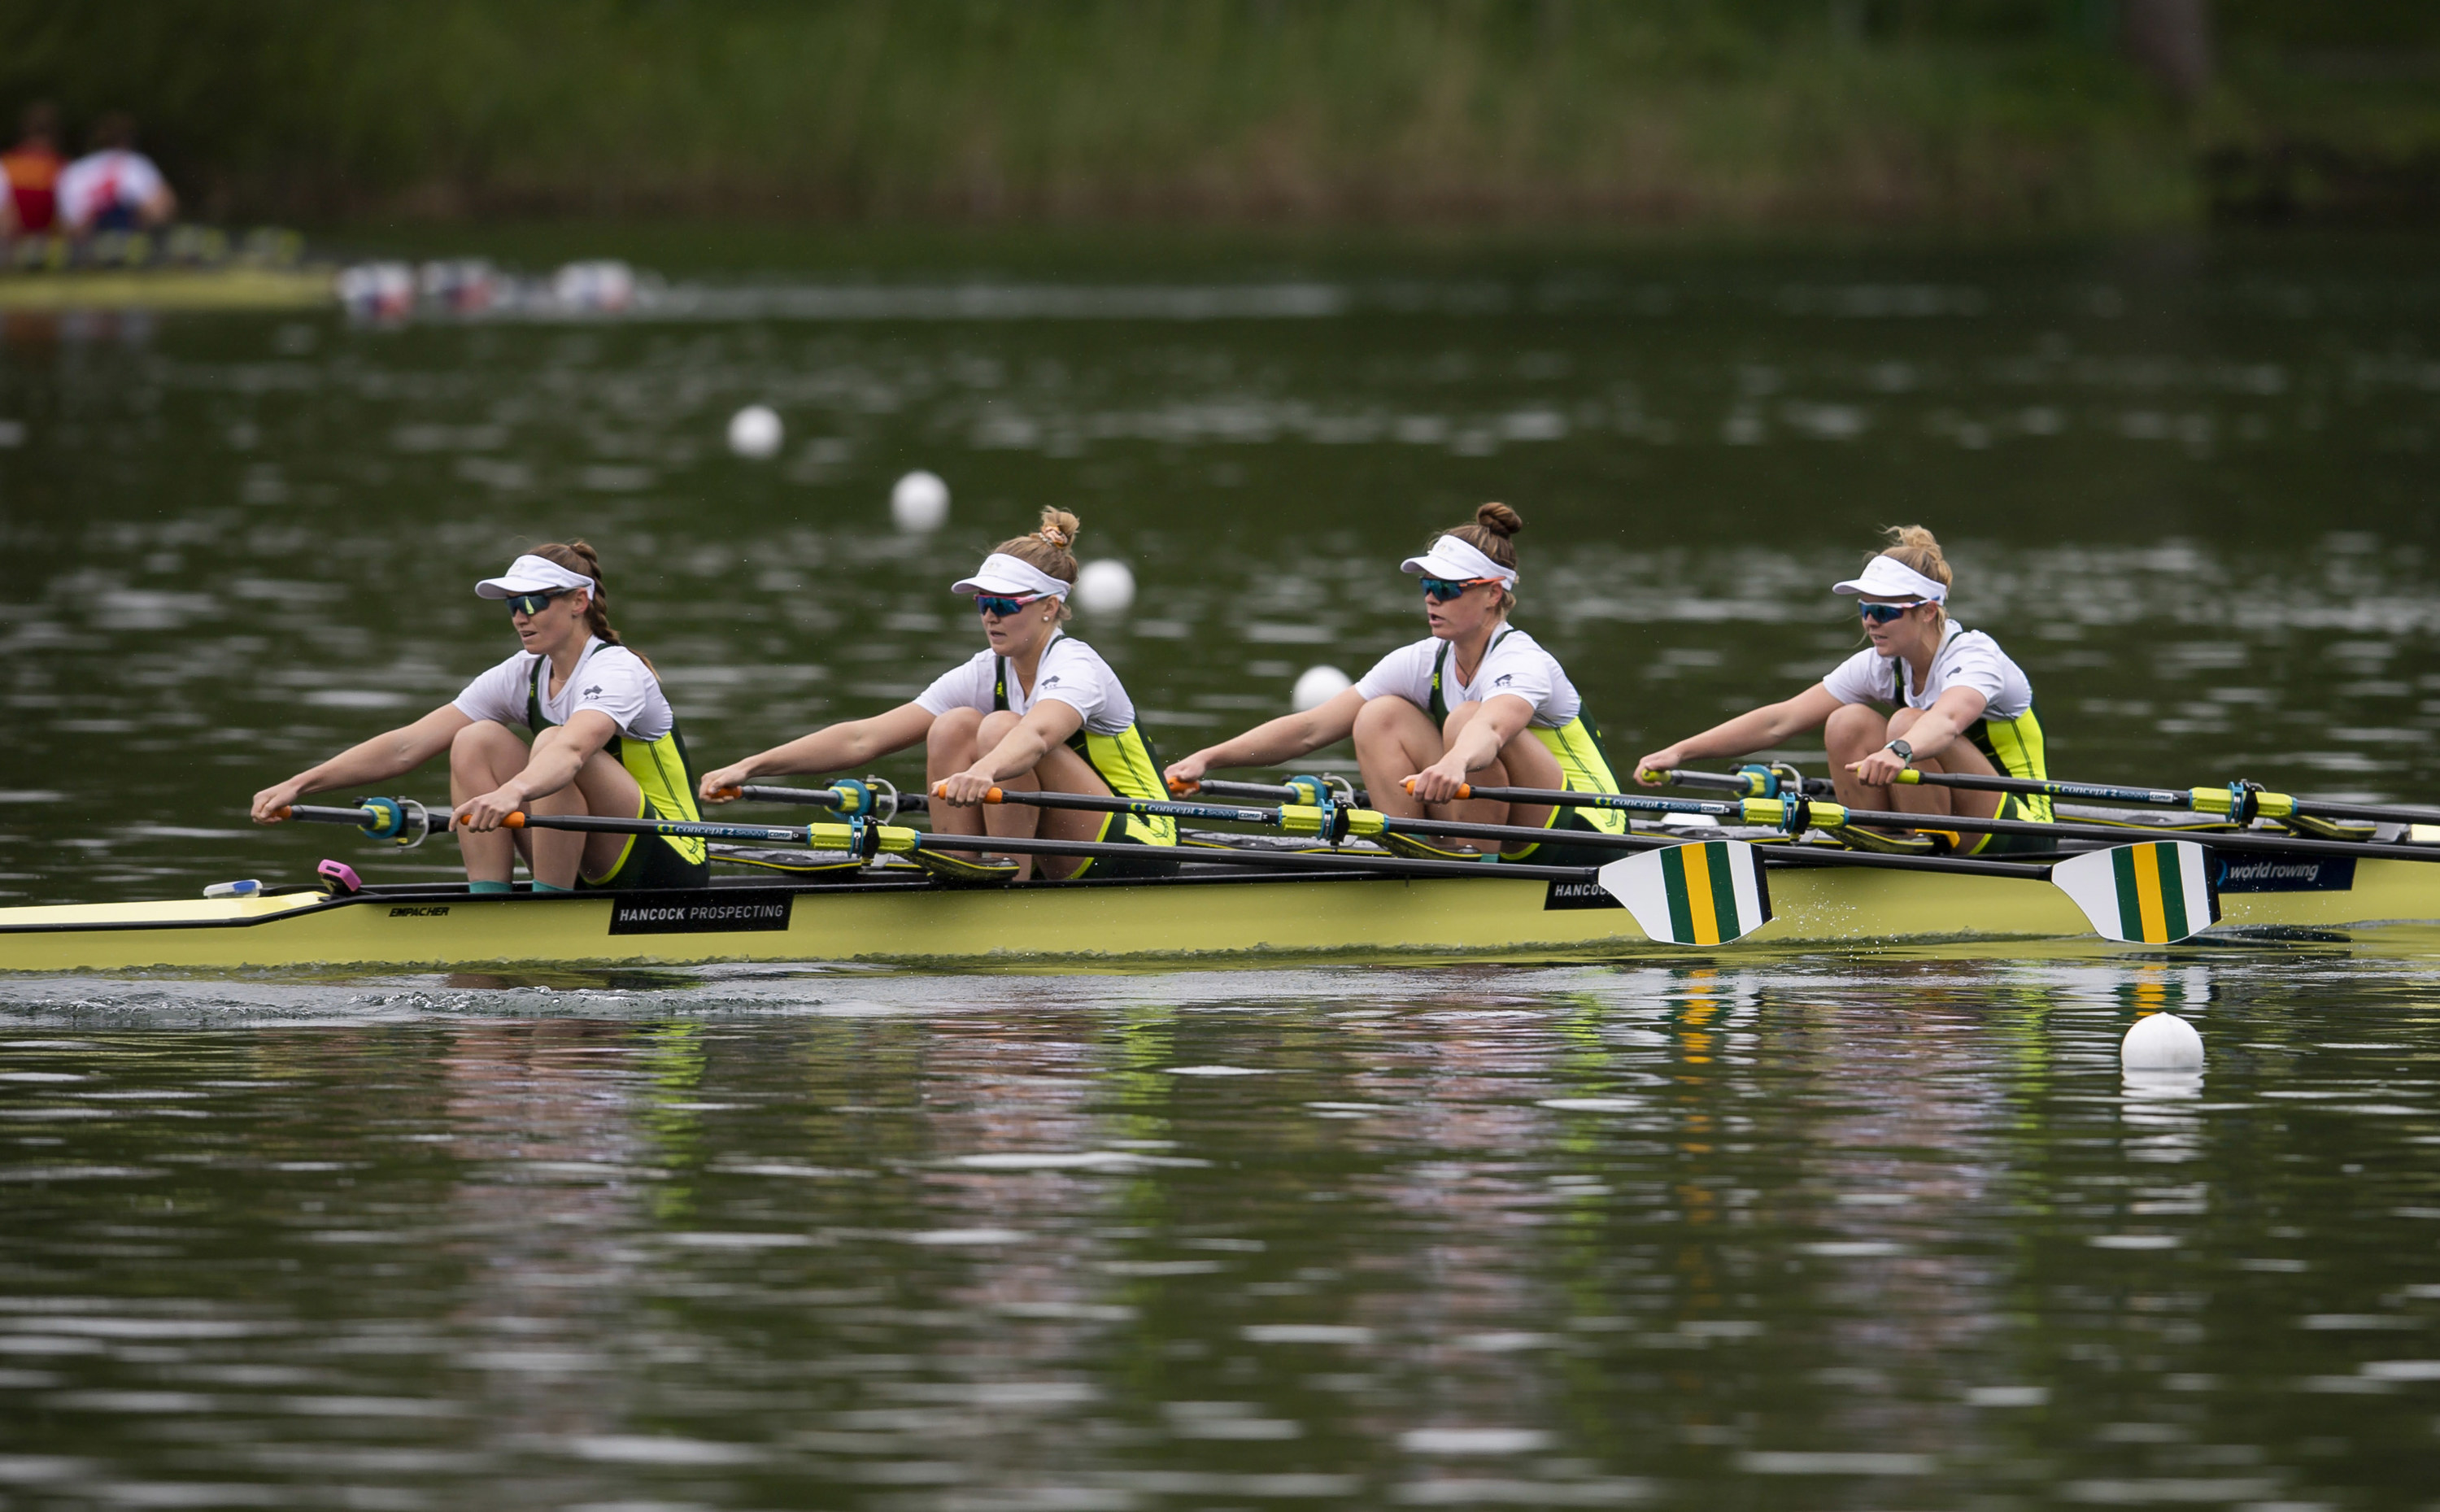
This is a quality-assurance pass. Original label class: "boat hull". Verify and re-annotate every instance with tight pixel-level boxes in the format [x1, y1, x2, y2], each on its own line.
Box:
[1, 856, 2434, 974]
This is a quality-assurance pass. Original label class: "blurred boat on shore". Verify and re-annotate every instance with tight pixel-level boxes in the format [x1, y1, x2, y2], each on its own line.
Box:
[0, 225, 331, 311]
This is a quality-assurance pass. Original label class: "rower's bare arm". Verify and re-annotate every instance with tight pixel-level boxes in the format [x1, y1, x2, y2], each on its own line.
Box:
[1633, 683, 1845, 785]
[458, 709, 620, 830]
[1408, 694, 1534, 802]
[698, 703, 934, 801]
[935, 700, 1087, 805]
[1166, 687, 1366, 787]
[1850, 686, 1987, 785]
[249, 704, 473, 822]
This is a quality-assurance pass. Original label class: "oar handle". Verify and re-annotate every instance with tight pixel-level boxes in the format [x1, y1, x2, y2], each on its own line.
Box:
[1174, 775, 1353, 805]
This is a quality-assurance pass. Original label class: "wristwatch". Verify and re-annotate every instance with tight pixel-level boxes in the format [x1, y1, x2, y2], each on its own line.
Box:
[1884, 739, 1914, 765]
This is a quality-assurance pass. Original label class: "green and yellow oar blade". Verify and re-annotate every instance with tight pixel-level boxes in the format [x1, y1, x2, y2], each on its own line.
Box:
[1598, 839, 1774, 945]
[2050, 841, 2221, 943]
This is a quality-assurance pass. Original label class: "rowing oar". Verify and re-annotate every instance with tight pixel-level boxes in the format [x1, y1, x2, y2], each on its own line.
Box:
[1649, 763, 2440, 830]
[1000, 782, 2237, 948]
[1170, 774, 1358, 805]
[1437, 778, 2440, 865]
[1880, 768, 2440, 829]
[465, 807, 1603, 884]
[710, 778, 926, 818]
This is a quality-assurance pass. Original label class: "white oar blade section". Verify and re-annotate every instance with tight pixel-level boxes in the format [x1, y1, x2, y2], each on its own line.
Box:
[1598, 840, 1773, 945]
[2050, 841, 2220, 943]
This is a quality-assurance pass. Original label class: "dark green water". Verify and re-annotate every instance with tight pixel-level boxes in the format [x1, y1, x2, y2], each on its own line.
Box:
[5, 234, 2440, 1505]
[7, 958, 2440, 1508]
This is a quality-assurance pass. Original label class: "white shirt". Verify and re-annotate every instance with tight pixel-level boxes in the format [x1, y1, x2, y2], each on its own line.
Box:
[1821, 619, 2033, 719]
[57, 150, 165, 229]
[454, 638, 674, 741]
[1355, 628, 1583, 729]
[916, 634, 1139, 737]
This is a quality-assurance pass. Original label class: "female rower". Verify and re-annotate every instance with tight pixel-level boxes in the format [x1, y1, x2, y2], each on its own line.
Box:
[1631, 525, 2052, 852]
[1163, 503, 1627, 865]
[250, 542, 710, 891]
[697, 508, 1175, 881]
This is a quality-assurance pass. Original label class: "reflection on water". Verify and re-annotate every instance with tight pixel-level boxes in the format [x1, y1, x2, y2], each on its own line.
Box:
[2, 243, 2440, 900]
[5, 956, 2440, 1506]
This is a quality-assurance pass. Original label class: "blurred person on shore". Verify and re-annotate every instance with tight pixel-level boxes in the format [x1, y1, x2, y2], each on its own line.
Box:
[59, 113, 174, 233]
[0, 103, 63, 237]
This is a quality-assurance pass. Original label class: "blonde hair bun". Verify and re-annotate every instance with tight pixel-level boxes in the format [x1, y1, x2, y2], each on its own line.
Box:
[1875, 524, 1953, 590]
[1475, 502, 1523, 538]
[1036, 508, 1081, 548]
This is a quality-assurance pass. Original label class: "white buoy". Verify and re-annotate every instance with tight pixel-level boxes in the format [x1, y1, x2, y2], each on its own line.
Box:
[2121, 1012, 2204, 1071]
[891, 470, 950, 532]
[1073, 560, 1135, 614]
[727, 405, 782, 460]
[1292, 664, 1353, 712]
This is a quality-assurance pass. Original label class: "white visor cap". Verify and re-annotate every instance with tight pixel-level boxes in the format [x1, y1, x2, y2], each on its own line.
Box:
[1398, 534, 1517, 589]
[476, 553, 598, 600]
[951, 552, 1071, 600]
[1832, 554, 1947, 603]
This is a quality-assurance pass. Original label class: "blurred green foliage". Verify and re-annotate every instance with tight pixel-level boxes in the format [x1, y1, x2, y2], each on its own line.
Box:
[2, 0, 2436, 229]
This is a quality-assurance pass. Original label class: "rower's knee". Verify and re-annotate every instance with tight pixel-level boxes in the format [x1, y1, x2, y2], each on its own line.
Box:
[927, 706, 984, 764]
[1823, 701, 1886, 756]
[1353, 695, 1420, 744]
[450, 720, 524, 776]
[1884, 706, 1925, 738]
[1440, 700, 1483, 741]
[975, 709, 1025, 748]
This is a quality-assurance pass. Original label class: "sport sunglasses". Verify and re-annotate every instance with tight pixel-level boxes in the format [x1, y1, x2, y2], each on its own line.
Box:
[503, 590, 568, 617]
[1857, 600, 1928, 624]
[974, 591, 1052, 617]
[1419, 576, 1501, 601]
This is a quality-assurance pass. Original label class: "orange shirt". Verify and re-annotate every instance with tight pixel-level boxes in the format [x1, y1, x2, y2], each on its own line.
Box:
[2, 143, 62, 233]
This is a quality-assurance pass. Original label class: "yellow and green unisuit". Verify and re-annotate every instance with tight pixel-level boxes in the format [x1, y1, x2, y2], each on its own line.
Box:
[525, 656, 711, 891]
[991, 653, 1179, 880]
[1865, 632, 2053, 857]
[1427, 633, 1628, 868]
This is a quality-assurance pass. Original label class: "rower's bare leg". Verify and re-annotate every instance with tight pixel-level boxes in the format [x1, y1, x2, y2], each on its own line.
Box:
[538, 729, 645, 884]
[1353, 696, 1444, 822]
[1013, 739, 1118, 882]
[451, 721, 531, 886]
[970, 709, 1045, 880]
[925, 707, 987, 840]
[1431, 702, 1512, 829]
[1827, 703, 1910, 829]
[1880, 708, 2005, 821]
[1431, 702, 1571, 843]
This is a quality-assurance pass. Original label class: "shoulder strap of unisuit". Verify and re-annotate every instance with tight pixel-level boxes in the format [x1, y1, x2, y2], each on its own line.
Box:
[526, 656, 548, 731]
[1431, 629, 1514, 723]
[992, 656, 1008, 712]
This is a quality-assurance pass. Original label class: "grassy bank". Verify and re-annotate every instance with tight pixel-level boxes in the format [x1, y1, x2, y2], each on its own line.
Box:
[7, 2, 2440, 232]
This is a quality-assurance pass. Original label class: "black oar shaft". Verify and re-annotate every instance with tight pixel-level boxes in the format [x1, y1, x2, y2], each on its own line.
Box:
[992, 789, 1286, 826]
[904, 826, 2050, 882]
[1443, 779, 2440, 865]
[1896, 769, 2187, 807]
[286, 804, 399, 827]
[508, 812, 827, 846]
[1896, 767, 2440, 827]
